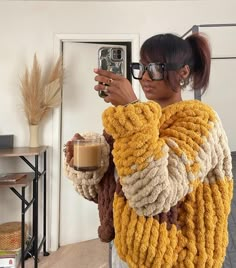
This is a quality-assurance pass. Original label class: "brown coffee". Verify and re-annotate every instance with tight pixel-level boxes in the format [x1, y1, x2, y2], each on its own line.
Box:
[73, 138, 102, 171]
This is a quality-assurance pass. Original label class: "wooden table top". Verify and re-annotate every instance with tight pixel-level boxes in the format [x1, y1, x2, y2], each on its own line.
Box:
[0, 146, 48, 157]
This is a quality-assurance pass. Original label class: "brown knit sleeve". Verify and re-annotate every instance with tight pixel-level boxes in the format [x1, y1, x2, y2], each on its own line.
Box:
[97, 130, 117, 242]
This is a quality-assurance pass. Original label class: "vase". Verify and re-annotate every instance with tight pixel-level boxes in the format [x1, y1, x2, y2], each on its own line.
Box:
[29, 124, 40, 148]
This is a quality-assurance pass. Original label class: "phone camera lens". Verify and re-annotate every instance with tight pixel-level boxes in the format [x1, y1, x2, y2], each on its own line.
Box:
[112, 48, 123, 60]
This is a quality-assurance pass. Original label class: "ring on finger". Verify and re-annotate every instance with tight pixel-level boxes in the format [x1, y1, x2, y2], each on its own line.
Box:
[103, 85, 109, 94]
[107, 78, 113, 85]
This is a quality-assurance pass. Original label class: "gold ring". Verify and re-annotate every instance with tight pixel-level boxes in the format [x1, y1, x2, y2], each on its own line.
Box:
[107, 78, 113, 85]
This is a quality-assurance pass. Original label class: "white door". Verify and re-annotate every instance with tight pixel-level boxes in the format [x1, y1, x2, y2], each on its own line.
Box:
[60, 42, 127, 245]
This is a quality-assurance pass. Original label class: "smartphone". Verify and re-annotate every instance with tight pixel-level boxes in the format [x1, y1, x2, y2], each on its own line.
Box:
[98, 47, 126, 97]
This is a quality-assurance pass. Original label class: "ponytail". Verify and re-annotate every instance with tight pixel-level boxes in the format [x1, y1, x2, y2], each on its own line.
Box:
[186, 33, 211, 93]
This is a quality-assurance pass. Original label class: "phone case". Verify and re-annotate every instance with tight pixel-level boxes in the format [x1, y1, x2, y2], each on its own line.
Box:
[98, 47, 126, 97]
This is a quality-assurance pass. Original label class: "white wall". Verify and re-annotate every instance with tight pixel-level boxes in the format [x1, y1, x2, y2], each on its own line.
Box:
[0, 0, 235, 251]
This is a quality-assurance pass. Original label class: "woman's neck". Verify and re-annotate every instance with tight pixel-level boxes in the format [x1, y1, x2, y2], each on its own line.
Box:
[157, 95, 182, 108]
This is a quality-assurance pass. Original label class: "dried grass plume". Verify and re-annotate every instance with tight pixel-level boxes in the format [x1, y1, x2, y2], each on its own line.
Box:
[20, 54, 63, 125]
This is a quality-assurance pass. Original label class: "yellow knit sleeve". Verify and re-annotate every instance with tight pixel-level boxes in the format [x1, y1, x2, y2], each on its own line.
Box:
[102, 100, 233, 217]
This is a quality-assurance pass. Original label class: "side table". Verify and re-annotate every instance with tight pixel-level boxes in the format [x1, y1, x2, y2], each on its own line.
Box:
[0, 146, 50, 268]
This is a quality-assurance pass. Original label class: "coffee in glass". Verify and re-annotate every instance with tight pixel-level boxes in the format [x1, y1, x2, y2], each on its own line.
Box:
[73, 137, 102, 171]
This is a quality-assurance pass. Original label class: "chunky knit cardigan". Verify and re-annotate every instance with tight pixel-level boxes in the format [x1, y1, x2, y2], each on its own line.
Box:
[64, 100, 233, 268]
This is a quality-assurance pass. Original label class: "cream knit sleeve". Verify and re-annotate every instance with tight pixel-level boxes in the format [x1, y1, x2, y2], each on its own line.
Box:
[102, 100, 232, 217]
[64, 132, 110, 201]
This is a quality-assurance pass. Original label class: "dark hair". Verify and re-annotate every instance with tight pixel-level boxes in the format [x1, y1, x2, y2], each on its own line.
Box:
[140, 33, 211, 93]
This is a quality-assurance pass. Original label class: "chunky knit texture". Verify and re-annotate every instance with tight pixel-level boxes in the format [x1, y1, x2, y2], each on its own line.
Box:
[101, 100, 233, 268]
[64, 132, 110, 202]
[97, 131, 116, 242]
[64, 100, 233, 268]
[64, 131, 117, 242]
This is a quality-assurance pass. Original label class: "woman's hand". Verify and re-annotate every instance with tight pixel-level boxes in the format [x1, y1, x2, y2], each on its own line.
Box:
[64, 133, 84, 167]
[94, 68, 138, 106]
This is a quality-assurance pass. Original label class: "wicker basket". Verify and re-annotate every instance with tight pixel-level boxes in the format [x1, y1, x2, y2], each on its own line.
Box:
[0, 222, 27, 250]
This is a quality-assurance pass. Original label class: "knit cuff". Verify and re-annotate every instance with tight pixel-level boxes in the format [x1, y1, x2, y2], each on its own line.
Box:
[102, 101, 162, 139]
[64, 132, 110, 201]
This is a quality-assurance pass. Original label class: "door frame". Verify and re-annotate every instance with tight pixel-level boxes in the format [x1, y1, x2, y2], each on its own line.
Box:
[50, 33, 139, 251]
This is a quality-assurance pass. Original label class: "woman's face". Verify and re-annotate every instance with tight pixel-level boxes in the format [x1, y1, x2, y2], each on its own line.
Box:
[139, 61, 181, 106]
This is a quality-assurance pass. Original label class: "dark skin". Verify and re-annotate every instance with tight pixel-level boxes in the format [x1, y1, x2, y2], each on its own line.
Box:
[94, 68, 137, 106]
[64, 133, 84, 167]
[93, 64, 190, 108]
[65, 65, 190, 164]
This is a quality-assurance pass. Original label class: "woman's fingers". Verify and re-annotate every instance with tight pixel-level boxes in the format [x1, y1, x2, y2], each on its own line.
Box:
[69, 157, 74, 167]
[72, 133, 84, 140]
[94, 76, 117, 86]
[93, 68, 137, 106]
[94, 68, 122, 85]
[64, 133, 84, 162]
[94, 68, 120, 79]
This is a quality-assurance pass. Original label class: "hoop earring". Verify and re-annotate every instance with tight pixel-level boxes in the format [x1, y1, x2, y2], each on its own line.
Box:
[179, 79, 185, 87]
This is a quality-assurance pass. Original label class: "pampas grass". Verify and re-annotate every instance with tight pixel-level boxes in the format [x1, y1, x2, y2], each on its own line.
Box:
[20, 53, 63, 125]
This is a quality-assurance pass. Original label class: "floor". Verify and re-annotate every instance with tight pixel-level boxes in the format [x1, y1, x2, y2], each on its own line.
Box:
[24, 238, 109, 268]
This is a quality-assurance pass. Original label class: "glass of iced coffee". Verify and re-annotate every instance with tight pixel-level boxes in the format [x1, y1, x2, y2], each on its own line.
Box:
[73, 137, 102, 171]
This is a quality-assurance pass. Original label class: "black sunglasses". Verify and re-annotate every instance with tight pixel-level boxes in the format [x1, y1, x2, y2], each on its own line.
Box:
[130, 62, 184, 81]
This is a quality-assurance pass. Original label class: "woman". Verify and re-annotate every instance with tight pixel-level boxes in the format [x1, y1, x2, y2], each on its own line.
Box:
[64, 33, 233, 268]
